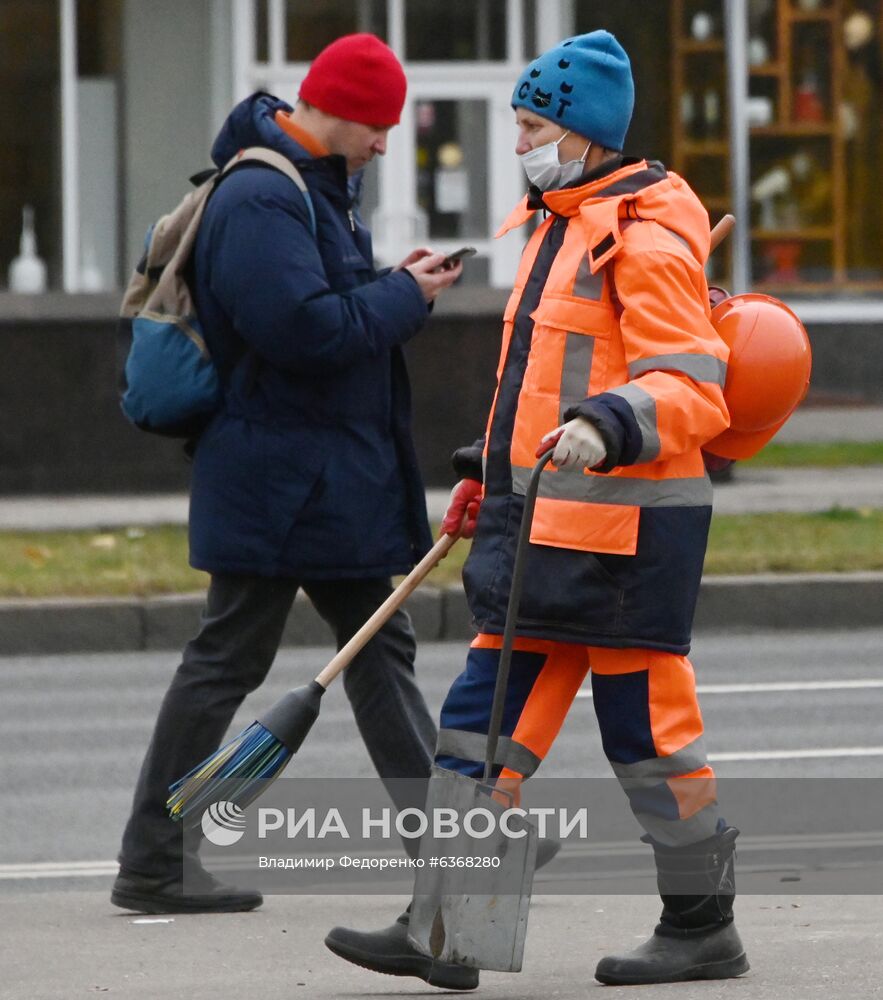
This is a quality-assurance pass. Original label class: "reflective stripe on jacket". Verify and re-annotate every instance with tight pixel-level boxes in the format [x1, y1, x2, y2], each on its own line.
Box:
[462, 159, 730, 652]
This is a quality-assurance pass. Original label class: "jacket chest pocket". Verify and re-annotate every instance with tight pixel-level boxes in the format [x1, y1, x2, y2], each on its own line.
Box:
[321, 240, 371, 291]
[524, 295, 614, 415]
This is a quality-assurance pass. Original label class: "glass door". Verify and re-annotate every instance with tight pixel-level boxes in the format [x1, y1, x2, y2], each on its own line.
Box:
[233, 0, 546, 286]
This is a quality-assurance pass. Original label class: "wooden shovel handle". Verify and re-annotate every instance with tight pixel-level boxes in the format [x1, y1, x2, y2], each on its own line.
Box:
[710, 213, 735, 253]
[314, 532, 458, 688]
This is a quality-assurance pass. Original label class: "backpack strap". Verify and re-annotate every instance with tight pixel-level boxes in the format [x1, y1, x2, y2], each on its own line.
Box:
[221, 147, 318, 238]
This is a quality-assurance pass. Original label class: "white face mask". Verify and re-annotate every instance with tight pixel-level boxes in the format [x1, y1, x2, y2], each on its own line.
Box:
[519, 130, 592, 191]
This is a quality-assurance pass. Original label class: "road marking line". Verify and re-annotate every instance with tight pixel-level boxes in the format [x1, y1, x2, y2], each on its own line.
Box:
[0, 860, 116, 871]
[575, 679, 883, 698]
[5, 831, 882, 881]
[709, 747, 883, 761]
[0, 863, 118, 880]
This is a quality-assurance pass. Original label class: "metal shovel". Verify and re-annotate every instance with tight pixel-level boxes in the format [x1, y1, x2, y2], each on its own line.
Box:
[408, 448, 554, 973]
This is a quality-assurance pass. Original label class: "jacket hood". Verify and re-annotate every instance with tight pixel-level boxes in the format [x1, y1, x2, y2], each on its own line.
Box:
[211, 92, 300, 168]
[497, 159, 711, 269]
[211, 91, 364, 203]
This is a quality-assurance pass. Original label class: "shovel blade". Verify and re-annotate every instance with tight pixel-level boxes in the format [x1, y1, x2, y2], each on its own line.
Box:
[408, 765, 537, 972]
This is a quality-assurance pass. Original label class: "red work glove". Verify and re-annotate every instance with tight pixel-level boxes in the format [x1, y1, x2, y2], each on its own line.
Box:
[441, 478, 483, 538]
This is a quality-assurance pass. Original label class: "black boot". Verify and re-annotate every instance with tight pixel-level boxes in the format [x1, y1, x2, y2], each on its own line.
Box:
[111, 864, 262, 915]
[595, 826, 749, 986]
[325, 908, 479, 991]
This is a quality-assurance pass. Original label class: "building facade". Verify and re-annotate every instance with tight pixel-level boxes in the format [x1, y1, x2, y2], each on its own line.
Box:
[3, 0, 882, 308]
[0, 1, 880, 493]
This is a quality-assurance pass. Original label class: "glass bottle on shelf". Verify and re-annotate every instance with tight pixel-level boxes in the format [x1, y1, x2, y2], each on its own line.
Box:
[681, 89, 699, 140]
[793, 69, 826, 123]
[703, 87, 723, 138]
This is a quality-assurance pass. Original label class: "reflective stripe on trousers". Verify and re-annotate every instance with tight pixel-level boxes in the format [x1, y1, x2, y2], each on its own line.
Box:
[435, 632, 720, 847]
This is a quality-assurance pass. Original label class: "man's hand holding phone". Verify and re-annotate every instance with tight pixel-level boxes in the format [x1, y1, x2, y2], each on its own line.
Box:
[398, 246, 471, 303]
[437, 246, 477, 271]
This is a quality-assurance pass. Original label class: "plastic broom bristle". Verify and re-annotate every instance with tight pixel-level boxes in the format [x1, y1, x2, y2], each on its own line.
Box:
[167, 722, 293, 823]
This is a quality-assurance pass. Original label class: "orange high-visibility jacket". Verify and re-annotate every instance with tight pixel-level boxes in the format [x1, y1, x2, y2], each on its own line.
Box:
[462, 159, 730, 652]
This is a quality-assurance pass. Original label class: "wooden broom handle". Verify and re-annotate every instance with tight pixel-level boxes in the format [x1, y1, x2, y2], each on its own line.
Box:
[710, 213, 735, 253]
[314, 532, 459, 688]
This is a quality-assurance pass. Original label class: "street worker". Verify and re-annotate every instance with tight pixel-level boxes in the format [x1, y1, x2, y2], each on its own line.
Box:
[325, 30, 749, 989]
[111, 33, 464, 915]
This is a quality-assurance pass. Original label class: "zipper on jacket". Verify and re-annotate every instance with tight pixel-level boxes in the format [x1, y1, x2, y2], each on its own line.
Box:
[347, 208, 355, 232]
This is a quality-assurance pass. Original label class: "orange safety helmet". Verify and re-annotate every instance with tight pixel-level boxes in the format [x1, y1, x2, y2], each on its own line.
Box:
[703, 293, 812, 461]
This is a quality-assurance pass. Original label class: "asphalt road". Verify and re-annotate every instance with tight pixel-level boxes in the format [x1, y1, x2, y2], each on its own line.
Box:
[2, 630, 881, 872]
[2, 632, 882, 1000]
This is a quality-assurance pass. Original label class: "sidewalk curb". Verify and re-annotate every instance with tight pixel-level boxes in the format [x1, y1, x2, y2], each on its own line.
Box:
[1, 573, 881, 656]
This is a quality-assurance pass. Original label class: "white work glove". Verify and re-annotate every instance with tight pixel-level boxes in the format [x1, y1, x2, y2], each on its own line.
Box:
[540, 417, 607, 470]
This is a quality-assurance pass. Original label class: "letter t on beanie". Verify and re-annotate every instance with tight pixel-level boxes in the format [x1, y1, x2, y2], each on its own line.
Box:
[299, 33, 407, 126]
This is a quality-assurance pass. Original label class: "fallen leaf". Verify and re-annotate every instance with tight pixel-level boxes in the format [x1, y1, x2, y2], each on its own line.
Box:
[23, 545, 52, 567]
[90, 534, 118, 550]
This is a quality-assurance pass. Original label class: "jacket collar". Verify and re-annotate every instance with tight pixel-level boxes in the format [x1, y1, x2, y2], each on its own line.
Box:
[497, 158, 669, 237]
[496, 157, 709, 275]
[274, 110, 330, 158]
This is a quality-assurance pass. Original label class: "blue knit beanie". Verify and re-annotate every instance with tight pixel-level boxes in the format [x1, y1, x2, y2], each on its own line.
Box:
[511, 31, 634, 150]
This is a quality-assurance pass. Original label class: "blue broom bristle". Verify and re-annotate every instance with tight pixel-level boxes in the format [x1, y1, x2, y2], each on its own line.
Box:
[167, 722, 293, 824]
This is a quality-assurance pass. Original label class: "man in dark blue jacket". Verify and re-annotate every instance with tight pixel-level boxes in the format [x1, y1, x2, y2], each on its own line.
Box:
[112, 33, 462, 915]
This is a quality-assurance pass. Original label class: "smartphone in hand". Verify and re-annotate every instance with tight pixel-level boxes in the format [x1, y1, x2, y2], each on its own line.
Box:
[438, 246, 477, 271]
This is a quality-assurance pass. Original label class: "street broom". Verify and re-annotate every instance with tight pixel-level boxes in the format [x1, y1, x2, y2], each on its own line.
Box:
[167, 531, 458, 826]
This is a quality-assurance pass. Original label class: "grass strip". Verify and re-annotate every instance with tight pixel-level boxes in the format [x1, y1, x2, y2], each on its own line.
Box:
[1, 507, 883, 599]
[743, 441, 883, 467]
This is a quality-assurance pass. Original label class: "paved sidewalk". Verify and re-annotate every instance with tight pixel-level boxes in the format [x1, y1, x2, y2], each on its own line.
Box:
[1, 465, 881, 531]
[775, 404, 883, 443]
[2, 887, 881, 1000]
[0, 405, 881, 656]
[0, 406, 880, 531]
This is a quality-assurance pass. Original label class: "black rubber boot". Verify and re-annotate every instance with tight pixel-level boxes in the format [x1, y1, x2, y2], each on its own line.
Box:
[595, 826, 750, 986]
[325, 908, 479, 991]
[111, 866, 262, 914]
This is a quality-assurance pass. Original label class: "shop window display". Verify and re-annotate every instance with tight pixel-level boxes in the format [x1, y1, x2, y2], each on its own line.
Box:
[672, 0, 883, 291]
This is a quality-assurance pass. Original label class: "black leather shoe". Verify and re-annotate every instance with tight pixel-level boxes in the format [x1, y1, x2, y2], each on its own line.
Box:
[111, 867, 263, 915]
[595, 921, 749, 986]
[325, 911, 479, 991]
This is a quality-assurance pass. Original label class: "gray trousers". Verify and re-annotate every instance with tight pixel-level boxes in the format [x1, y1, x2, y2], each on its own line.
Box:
[119, 574, 437, 877]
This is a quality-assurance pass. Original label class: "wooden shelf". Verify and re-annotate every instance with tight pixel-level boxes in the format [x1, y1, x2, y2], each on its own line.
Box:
[750, 122, 836, 136]
[678, 39, 725, 53]
[749, 63, 785, 77]
[703, 197, 732, 212]
[681, 140, 730, 156]
[752, 227, 835, 240]
[787, 8, 837, 22]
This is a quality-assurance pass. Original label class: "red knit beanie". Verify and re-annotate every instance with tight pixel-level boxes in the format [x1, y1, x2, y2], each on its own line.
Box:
[299, 33, 406, 127]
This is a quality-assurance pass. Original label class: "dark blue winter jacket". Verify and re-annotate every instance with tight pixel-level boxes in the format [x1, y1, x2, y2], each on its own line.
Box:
[187, 93, 433, 578]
